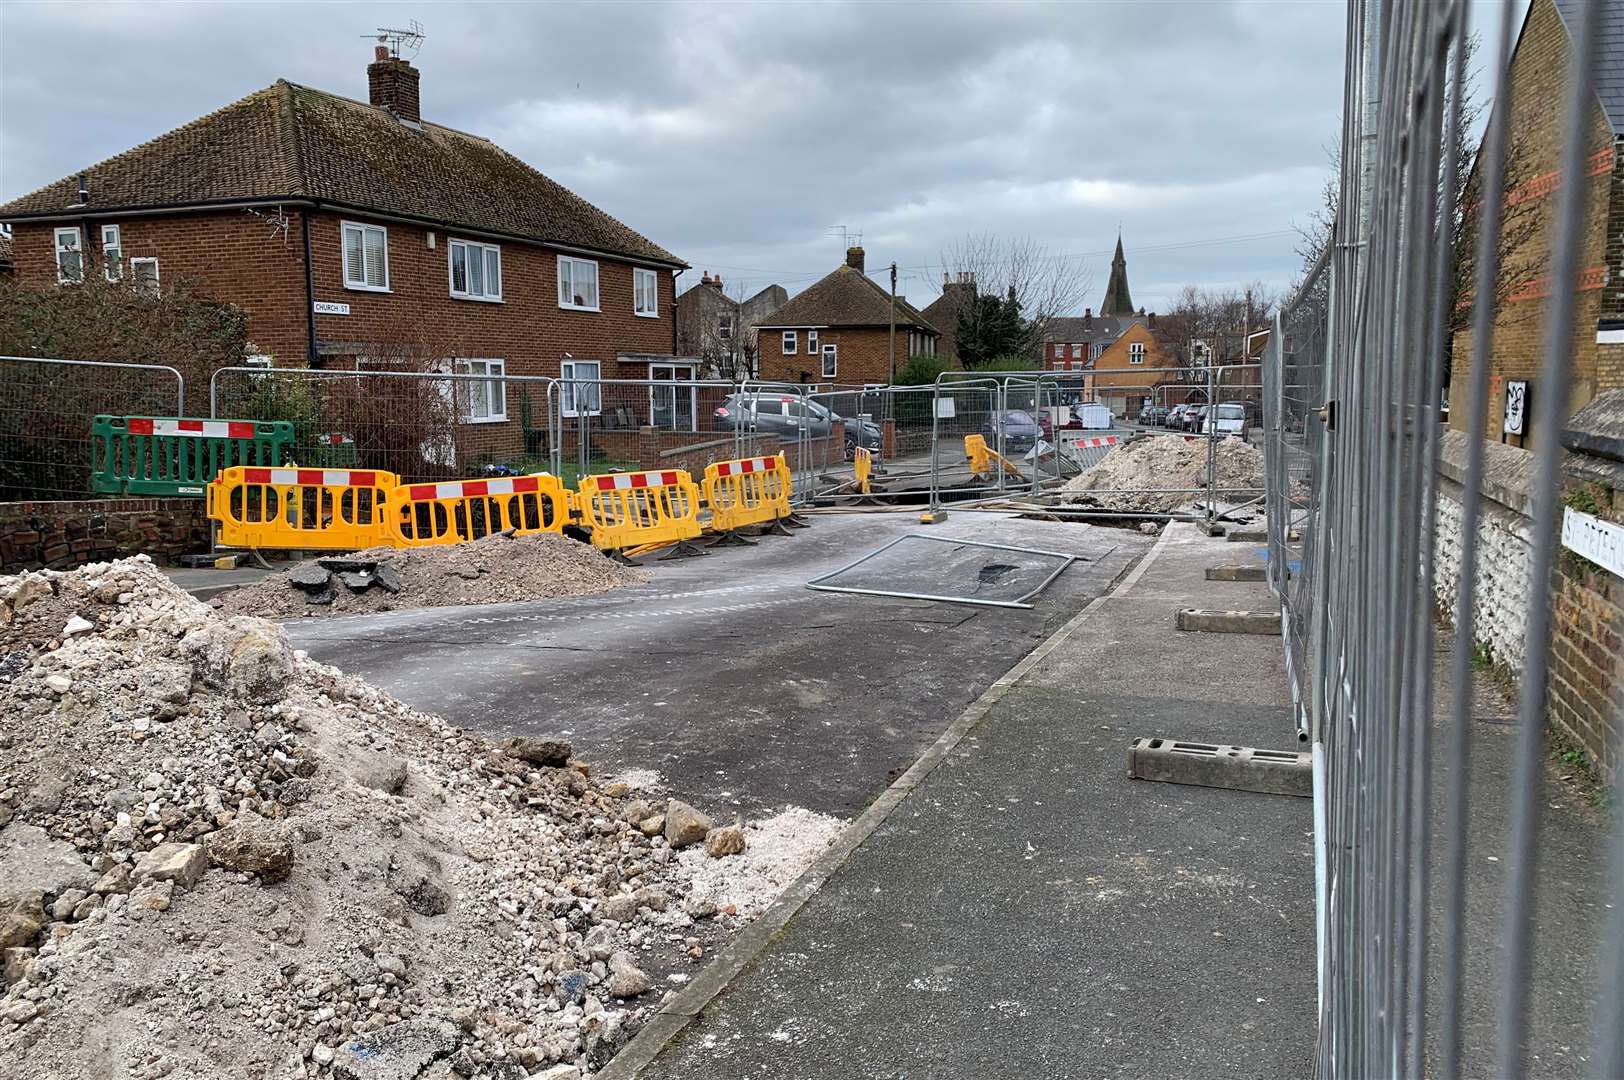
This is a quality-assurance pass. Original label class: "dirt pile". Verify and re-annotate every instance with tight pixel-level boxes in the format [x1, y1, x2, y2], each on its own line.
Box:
[1060, 434, 1265, 513]
[0, 557, 780, 1080]
[220, 533, 648, 619]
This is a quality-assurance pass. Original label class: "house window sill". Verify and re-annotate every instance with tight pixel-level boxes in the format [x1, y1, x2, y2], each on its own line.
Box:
[344, 283, 392, 294]
[463, 414, 508, 425]
[559, 303, 601, 313]
[451, 293, 504, 304]
[634, 311, 660, 319]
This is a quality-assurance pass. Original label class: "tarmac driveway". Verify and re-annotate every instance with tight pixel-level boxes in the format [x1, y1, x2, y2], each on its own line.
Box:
[284, 511, 1147, 818]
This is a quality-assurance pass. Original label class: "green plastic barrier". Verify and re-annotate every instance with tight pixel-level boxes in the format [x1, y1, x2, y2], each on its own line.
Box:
[91, 416, 294, 497]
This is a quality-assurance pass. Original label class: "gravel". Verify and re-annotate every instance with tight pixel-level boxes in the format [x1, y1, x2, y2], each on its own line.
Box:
[0, 557, 780, 1080]
[218, 533, 648, 619]
[1060, 433, 1265, 513]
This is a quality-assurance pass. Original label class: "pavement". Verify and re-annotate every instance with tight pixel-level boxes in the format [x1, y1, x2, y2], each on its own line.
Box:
[160, 564, 278, 601]
[634, 523, 1320, 1080]
[282, 510, 1148, 819]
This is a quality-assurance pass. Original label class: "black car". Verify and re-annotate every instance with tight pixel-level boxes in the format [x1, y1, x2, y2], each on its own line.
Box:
[1137, 405, 1170, 427]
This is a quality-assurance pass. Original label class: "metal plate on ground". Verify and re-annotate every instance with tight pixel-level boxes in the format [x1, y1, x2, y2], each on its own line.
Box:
[804, 533, 1084, 609]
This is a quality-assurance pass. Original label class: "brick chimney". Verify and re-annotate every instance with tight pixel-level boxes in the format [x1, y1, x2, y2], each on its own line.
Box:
[706, 274, 724, 291]
[1084, 308, 1093, 328]
[368, 45, 421, 124]
[846, 246, 865, 272]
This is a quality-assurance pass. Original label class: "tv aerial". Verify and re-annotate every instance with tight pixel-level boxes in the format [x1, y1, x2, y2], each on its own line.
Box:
[366, 20, 425, 60]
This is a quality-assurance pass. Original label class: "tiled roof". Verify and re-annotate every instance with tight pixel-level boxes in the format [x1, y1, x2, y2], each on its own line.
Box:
[1551, 0, 1624, 134]
[0, 81, 682, 267]
[756, 265, 937, 331]
[1042, 313, 1145, 345]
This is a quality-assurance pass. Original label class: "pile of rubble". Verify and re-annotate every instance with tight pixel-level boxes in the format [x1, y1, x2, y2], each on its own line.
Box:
[1060, 434, 1265, 514]
[0, 557, 819, 1080]
[220, 533, 647, 619]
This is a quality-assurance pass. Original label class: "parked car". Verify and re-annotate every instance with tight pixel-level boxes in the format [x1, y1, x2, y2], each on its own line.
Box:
[1165, 404, 1190, 430]
[1204, 402, 1249, 436]
[982, 409, 1043, 450]
[1186, 405, 1210, 433]
[713, 393, 882, 459]
[1137, 404, 1170, 427]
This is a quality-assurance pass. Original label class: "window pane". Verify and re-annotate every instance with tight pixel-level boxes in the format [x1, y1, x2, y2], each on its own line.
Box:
[61, 250, 83, 281]
[490, 368, 506, 417]
[469, 246, 484, 295]
[363, 228, 385, 286]
[451, 245, 467, 293]
[485, 249, 501, 297]
[558, 262, 571, 305]
[582, 263, 598, 307]
[344, 229, 364, 284]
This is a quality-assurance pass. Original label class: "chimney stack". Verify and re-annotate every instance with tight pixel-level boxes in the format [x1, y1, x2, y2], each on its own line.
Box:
[1084, 308, 1093, 328]
[846, 246, 865, 272]
[368, 47, 422, 125]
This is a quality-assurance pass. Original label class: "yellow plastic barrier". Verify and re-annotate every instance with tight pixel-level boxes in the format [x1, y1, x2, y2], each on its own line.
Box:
[577, 468, 703, 553]
[209, 466, 398, 550]
[964, 434, 1025, 481]
[703, 453, 793, 534]
[853, 447, 873, 497]
[391, 474, 569, 547]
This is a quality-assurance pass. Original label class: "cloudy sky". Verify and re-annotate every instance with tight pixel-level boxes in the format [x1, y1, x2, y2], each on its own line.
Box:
[2, 1, 1523, 314]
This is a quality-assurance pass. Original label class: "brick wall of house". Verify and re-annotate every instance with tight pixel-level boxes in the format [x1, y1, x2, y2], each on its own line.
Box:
[9, 207, 683, 474]
[1447, 0, 1620, 448]
[757, 326, 928, 386]
[1, 498, 207, 574]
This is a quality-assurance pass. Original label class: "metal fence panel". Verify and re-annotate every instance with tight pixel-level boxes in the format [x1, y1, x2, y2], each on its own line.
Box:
[0, 355, 185, 501]
[1261, 1, 1621, 1076]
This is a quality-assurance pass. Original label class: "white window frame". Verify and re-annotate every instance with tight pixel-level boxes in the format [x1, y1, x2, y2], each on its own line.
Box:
[782, 330, 798, 355]
[1071, 343, 1083, 359]
[633, 267, 659, 318]
[560, 359, 602, 417]
[821, 344, 838, 379]
[130, 257, 160, 294]
[341, 221, 390, 292]
[101, 225, 123, 282]
[54, 227, 83, 284]
[1053, 343, 1064, 359]
[557, 256, 600, 311]
[718, 313, 734, 340]
[454, 358, 507, 422]
[1129, 342, 1145, 365]
[807, 329, 819, 357]
[448, 238, 502, 302]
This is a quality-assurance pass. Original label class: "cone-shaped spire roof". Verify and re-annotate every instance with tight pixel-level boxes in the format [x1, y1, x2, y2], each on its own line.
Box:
[1101, 232, 1134, 316]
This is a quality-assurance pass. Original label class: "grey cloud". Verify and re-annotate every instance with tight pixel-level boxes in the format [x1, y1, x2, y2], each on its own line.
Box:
[2, 0, 1449, 313]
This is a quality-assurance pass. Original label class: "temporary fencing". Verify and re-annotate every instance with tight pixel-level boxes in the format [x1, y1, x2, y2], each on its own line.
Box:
[208, 466, 396, 551]
[1262, 1, 1622, 1077]
[91, 415, 292, 497]
[702, 454, 791, 535]
[2, 356, 185, 501]
[575, 468, 703, 554]
[391, 474, 569, 547]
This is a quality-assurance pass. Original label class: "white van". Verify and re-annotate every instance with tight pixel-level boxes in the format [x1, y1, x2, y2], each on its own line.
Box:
[1203, 402, 1248, 436]
[1072, 402, 1115, 430]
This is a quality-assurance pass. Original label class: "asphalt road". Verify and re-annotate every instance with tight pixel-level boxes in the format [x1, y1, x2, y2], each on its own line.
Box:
[284, 511, 1149, 819]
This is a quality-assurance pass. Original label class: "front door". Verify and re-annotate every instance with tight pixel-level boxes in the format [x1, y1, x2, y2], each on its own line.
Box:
[649, 363, 696, 430]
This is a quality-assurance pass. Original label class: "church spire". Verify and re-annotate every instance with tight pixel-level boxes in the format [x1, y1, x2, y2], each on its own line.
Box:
[1100, 231, 1134, 316]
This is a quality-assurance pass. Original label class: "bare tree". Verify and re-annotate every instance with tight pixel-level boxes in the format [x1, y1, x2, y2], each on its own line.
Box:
[940, 234, 1091, 357]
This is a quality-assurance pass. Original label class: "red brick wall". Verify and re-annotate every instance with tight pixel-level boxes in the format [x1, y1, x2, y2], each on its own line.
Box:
[8, 207, 678, 381]
[1, 497, 206, 573]
[757, 326, 929, 386]
[1447, 0, 1620, 447]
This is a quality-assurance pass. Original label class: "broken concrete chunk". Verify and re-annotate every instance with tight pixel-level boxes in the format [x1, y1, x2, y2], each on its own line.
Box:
[204, 815, 294, 883]
[287, 563, 333, 591]
[306, 586, 337, 606]
[705, 824, 746, 859]
[337, 571, 374, 592]
[131, 842, 207, 890]
[507, 737, 572, 768]
[62, 614, 94, 636]
[352, 750, 408, 795]
[664, 799, 713, 849]
[373, 563, 405, 594]
[330, 1019, 462, 1080]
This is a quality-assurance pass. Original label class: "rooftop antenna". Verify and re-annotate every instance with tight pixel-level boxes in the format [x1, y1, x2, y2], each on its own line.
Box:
[366, 20, 425, 60]
[829, 225, 862, 249]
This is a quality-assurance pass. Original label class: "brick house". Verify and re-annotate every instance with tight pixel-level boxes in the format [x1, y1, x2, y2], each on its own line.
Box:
[0, 48, 689, 462]
[674, 273, 787, 379]
[1080, 321, 1181, 416]
[919, 273, 978, 367]
[1042, 236, 1150, 377]
[755, 248, 939, 385]
[1448, 0, 1624, 447]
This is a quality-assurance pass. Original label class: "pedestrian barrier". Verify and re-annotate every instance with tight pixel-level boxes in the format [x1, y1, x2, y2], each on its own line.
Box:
[703, 454, 792, 535]
[1062, 434, 1120, 471]
[391, 474, 568, 547]
[852, 446, 873, 496]
[208, 466, 397, 551]
[577, 469, 703, 555]
[92, 415, 292, 497]
[963, 433, 1025, 481]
